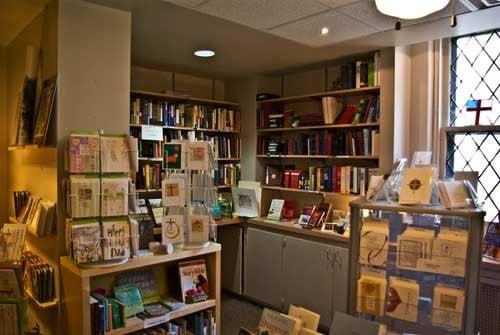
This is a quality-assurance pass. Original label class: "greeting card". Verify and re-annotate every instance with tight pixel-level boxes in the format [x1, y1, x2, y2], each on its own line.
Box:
[162, 214, 185, 245]
[101, 219, 130, 260]
[359, 218, 389, 267]
[386, 277, 419, 322]
[431, 285, 465, 330]
[68, 132, 100, 173]
[70, 176, 100, 218]
[188, 215, 209, 243]
[101, 135, 130, 173]
[162, 178, 186, 207]
[101, 177, 129, 217]
[188, 142, 210, 170]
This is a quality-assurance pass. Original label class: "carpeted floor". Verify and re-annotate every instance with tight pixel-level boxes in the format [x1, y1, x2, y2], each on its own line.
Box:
[221, 292, 262, 335]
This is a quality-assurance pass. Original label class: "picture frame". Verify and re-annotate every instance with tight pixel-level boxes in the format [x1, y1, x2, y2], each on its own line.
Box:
[33, 76, 57, 145]
[231, 187, 259, 218]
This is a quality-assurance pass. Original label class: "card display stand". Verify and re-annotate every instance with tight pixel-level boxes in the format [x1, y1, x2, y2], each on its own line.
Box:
[348, 199, 485, 335]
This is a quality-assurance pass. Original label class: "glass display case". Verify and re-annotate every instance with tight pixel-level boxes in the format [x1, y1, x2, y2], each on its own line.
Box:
[348, 199, 485, 335]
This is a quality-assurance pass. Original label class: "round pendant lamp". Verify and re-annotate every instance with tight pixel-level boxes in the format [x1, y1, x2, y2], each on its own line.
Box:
[375, 0, 450, 20]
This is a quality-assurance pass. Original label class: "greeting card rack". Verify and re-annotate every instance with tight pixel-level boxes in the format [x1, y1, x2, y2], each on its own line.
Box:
[348, 199, 485, 335]
[161, 140, 218, 250]
[65, 131, 138, 267]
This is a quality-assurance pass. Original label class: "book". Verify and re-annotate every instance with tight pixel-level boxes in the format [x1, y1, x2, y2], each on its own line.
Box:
[69, 176, 100, 218]
[178, 259, 209, 303]
[399, 167, 435, 205]
[298, 205, 315, 226]
[281, 200, 296, 220]
[25, 199, 56, 237]
[100, 135, 130, 173]
[386, 277, 419, 322]
[101, 177, 129, 217]
[267, 199, 285, 221]
[101, 219, 130, 260]
[431, 285, 465, 330]
[113, 284, 144, 318]
[437, 180, 468, 209]
[359, 218, 389, 266]
[306, 203, 331, 229]
[356, 273, 386, 317]
[33, 76, 57, 145]
[162, 178, 186, 207]
[115, 269, 160, 304]
[70, 221, 102, 264]
[258, 308, 300, 335]
[288, 305, 320, 331]
[188, 215, 209, 243]
[162, 214, 185, 245]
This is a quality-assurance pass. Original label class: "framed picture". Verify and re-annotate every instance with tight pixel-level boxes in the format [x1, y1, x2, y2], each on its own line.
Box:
[231, 187, 259, 218]
[33, 76, 57, 145]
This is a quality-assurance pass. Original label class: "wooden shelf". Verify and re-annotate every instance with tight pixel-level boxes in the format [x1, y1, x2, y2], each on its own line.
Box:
[261, 185, 361, 198]
[26, 289, 58, 310]
[215, 185, 233, 189]
[130, 124, 239, 134]
[105, 300, 216, 335]
[257, 86, 380, 104]
[7, 144, 55, 151]
[138, 157, 163, 162]
[137, 189, 162, 193]
[131, 90, 239, 107]
[215, 218, 242, 226]
[215, 157, 240, 161]
[257, 122, 379, 133]
[257, 154, 379, 160]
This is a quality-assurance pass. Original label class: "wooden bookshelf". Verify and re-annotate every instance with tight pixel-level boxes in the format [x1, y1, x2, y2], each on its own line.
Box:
[26, 289, 58, 310]
[257, 154, 379, 160]
[257, 86, 380, 104]
[215, 157, 240, 161]
[131, 89, 239, 107]
[131, 124, 240, 134]
[214, 218, 242, 226]
[261, 185, 366, 198]
[7, 144, 55, 151]
[138, 157, 163, 162]
[257, 122, 379, 133]
[60, 242, 221, 335]
[105, 300, 216, 335]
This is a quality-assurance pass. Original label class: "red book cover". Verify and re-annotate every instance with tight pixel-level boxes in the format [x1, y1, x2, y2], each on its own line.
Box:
[284, 170, 291, 188]
[281, 200, 296, 219]
[362, 96, 373, 123]
[289, 170, 301, 189]
[336, 167, 342, 192]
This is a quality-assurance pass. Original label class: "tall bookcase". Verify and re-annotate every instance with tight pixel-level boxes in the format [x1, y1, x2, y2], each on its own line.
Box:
[129, 90, 241, 198]
[255, 50, 394, 212]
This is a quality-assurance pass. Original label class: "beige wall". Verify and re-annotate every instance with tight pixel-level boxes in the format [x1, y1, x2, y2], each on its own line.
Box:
[0, 47, 7, 223]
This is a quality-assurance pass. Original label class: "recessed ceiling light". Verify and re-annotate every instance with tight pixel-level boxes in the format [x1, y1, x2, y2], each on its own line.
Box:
[194, 49, 215, 58]
[320, 27, 329, 35]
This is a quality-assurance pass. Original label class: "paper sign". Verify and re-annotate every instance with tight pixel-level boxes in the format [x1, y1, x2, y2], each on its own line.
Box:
[141, 125, 163, 141]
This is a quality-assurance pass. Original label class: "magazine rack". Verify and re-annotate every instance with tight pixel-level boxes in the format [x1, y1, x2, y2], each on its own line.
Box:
[348, 199, 485, 335]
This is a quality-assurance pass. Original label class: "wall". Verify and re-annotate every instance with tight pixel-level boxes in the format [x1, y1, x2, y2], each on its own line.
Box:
[0, 47, 7, 223]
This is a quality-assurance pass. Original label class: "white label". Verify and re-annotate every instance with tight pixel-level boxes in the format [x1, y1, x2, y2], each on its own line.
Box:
[141, 125, 163, 141]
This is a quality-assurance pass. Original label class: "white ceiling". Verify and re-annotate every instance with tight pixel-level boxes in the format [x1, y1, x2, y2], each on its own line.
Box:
[163, 0, 469, 47]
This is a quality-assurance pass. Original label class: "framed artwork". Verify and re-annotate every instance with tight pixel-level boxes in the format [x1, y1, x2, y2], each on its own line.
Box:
[162, 178, 186, 207]
[231, 187, 259, 218]
[33, 76, 57, 145]
[162, 214, 184, 245]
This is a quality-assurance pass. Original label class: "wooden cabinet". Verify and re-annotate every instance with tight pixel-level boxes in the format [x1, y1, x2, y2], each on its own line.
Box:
[218, 225, 243, 294]
[243, 228, 284, 309]
[243, 226, 348, 327]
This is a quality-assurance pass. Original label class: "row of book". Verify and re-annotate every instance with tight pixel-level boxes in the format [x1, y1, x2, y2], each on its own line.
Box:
[130, 98, 240, 131]
[137, 163, 163, 190]
[266, 165, 374, 194]
[214, 163, 241, 187]
[131, 311, 216, 335]
[16, 196, 56, 237]
[338, 52, 380, 89]
[67, 219, 131, 264]
[205, 136, 241, 159]
[24, 251, 55, 303]
[69, 176, 129, 218]
[332, 96, 379, 124]
[259, 129, 379, 157]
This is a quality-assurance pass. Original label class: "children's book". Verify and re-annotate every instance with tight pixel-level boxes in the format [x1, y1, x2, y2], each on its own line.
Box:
[267, 199, 285, 221]
[178, 259, 209, 303]
[113, 283, 144, 318]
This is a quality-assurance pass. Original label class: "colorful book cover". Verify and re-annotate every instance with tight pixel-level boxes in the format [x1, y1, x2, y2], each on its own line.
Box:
[113, 284, 144, 318]
[267, 199, 285, 221]
[70, 221, 102, 264]
[101, 220, 130, 260]
[68, 132, 100, 173]
[101, 177, 129, 217]
[100, 135, 130, 173]
[178, 259, 209, 303]
[258, 308, 298, 335]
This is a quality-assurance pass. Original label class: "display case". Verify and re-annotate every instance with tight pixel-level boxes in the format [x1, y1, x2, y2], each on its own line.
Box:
[348, 199, 485, 335]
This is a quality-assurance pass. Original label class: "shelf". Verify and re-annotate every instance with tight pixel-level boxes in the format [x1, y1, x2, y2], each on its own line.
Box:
[131, 90, 239, 107]
[215, 185, 234, 189]
[130, 124, 239, 134]
[7, 144, 55, 151]
[26, 290, 58, 310]
[214, 218, 242, 226]
[257, 122, 379, 133]
[60, 242, 221, 278]
[137, 189, 162, 193]
[256, 154, 379, 160]
[138, 157, 163, 162]
[215, 157, 240, 161]
[105, 299, 216, 335]
[261, 185, 361, 198]
[257, 86, 380, 104]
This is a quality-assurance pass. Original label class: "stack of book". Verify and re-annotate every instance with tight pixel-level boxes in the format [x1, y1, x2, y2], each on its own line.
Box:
[334, 96, 379, 124]
[138, 163, 163, 190]
[339, 52, 380, 89]
[130, 98, 168, 125]
[17, 196, 56, 237]
[214, 163, 241, 187]
[205, 135, 241, 159]
[24, 251, 55, 303]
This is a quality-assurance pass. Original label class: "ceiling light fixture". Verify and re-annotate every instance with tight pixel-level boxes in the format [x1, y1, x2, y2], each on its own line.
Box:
[194, 49, 215, 58]
[375, 0, 450, 20]
[320, 27, 329, 35]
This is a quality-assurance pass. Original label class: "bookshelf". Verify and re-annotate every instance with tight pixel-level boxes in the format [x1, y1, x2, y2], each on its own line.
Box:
[129, 90, 241, 195]
[256, 86, 380, 104]
[60, 242, 221, 335]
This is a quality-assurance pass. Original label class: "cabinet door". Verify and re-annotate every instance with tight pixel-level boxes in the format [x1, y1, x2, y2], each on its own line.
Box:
[332, 246, 349, 313]
[218, 225, 243, 294]
[283, 236, 334, 326]
[244, 228, 284, 309]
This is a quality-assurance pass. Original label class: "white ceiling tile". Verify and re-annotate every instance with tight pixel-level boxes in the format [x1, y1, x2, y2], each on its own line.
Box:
[195, 0, 330, 30]
[317, 0, 369, 9]
[162, 0, 208, 7]
[269, 9, 377, 47]
[402, 2, 470, 27]
[337, 0, 394, 31]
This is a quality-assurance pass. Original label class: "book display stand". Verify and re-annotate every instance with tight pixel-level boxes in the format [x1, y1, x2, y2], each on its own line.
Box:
[65, 131, 138, 267]
[348, 199, 485, 335]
